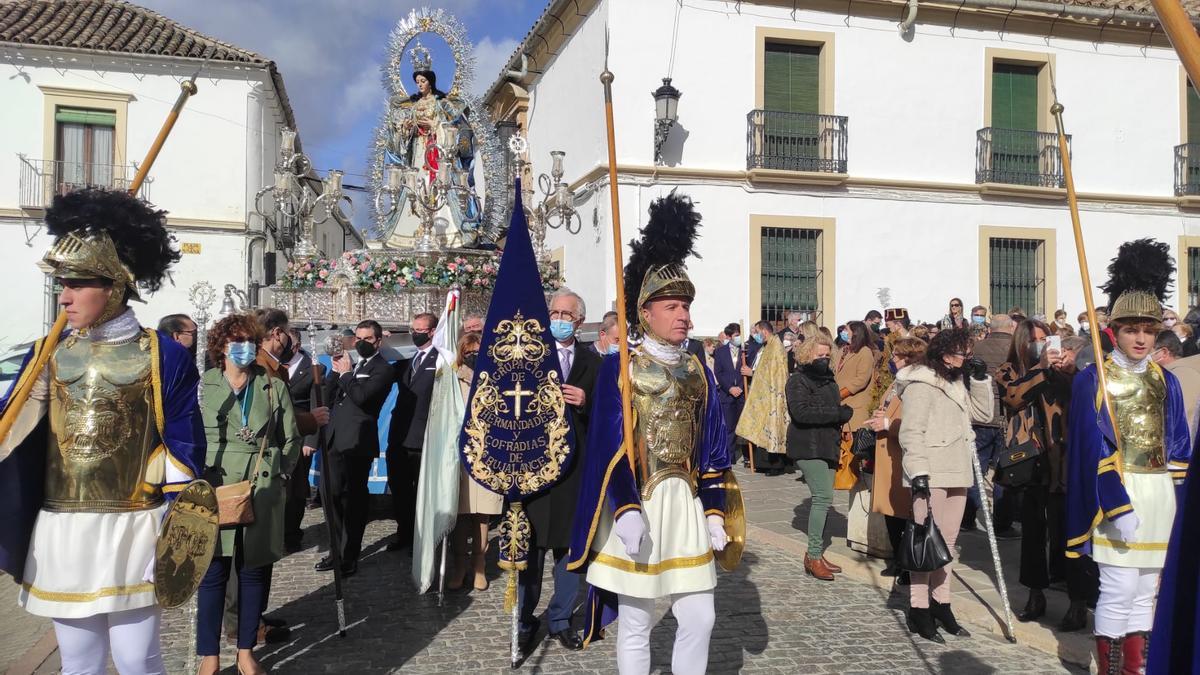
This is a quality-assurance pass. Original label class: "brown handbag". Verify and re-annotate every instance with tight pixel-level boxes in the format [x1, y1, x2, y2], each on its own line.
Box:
[215, 378, 275, 526]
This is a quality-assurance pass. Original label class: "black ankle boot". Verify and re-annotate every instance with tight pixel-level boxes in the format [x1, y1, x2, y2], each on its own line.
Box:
[930, 600, 971, 637]
[1058, 600, 1088, 632]
[1017, 589, 1047, 622]
[906, 607, 946, 644]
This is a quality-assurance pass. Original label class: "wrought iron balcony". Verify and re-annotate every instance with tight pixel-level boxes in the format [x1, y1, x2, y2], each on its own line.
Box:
[1175, 143, 1200, 196]
[18, 155, 150, 210]
[975, 128, 1069, 188]
[746, 110, 848, 174]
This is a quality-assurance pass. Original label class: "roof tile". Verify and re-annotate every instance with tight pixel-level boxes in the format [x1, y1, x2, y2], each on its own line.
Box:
[0, 0, 266, 63]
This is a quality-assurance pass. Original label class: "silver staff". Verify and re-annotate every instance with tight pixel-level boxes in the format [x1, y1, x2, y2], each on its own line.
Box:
[970, 449, 1016, 642]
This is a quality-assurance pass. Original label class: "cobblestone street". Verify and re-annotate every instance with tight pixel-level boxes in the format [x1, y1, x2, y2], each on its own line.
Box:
[0, 470, 1087, 674]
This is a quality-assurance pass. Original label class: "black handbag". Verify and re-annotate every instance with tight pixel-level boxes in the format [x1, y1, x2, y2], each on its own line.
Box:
[897, 496, 953, 573]
[993, 409, 1045, 489]
[849, 426, 877, 460]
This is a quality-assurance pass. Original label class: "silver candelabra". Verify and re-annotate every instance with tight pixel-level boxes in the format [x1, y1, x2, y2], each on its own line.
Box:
[255, 127, 354, 260]
[375, 122, 474, 253]
[508, 134, 579, 261]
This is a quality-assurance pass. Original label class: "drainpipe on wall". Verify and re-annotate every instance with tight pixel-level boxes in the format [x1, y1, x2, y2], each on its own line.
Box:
[900, 0, 919, 33]
[505, 53, 529, 82]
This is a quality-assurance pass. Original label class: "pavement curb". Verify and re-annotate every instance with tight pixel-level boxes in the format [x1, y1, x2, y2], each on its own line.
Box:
[746, 523, 1094, 672]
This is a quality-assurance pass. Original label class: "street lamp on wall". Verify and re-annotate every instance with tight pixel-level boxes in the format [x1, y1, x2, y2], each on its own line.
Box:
[652, 77, 681, 165]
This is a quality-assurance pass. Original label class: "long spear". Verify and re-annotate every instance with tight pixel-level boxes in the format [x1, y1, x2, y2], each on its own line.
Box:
[600, 28, 637, 476]
[0, 76, 199, 444]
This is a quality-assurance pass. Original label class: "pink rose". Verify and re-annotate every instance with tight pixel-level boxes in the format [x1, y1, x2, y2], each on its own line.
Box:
[360, 262, 369, 272]
[315, 281, 325, 288]
[447, 263, 458, 272]
[388, 261, 398, 272]
[399, 278, 408, 287]
[318, 269, 329, 279]
[373, 281, 382, 289]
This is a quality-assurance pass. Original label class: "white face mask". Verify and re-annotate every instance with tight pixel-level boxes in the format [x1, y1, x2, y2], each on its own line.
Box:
[1165, 318, 1178, 328]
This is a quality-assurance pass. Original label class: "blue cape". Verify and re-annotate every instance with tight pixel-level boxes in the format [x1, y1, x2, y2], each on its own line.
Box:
[0, 328, 204, 579]
[566, 350, 730, 645]
[1149, 421, 1200, 673]
[1064, 360, 1189, 560]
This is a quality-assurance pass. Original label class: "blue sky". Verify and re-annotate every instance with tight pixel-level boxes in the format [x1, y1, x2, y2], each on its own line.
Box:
[140, 0, 544, 194]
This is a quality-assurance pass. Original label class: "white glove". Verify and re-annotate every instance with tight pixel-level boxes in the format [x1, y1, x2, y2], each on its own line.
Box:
[142, 555, 156, 583]
[614, 510, 647, 556]
[707, 515, 727, 552]
[1113, 512, 1141, 542]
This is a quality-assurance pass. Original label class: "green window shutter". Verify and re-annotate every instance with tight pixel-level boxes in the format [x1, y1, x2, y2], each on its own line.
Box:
[55, 108, 116, 126]
[764, 43, 819, 114]
[760, 227, 821, 323]
[991, 63, 1038, 131]
[1188, 82, 1200, 144]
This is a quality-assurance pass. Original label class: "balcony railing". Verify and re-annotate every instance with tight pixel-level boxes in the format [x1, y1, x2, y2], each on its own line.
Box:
[1175, 143, 1200, 196]
[18, 155, 150, 209]
[975, 128, 1069, 188]
[747, 110, 848, 174]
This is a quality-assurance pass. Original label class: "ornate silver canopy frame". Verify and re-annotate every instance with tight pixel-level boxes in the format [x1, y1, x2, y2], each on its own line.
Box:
[367, 7, 508, 245]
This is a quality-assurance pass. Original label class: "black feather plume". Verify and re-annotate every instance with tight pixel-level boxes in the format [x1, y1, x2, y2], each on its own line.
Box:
[44, 188, 179, 294]
[1101, 238, 1174, 310]
[623, 190, 702, 329]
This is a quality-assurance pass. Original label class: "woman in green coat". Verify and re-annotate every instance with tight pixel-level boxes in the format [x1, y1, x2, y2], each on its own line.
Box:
[196, 313, 301, 675]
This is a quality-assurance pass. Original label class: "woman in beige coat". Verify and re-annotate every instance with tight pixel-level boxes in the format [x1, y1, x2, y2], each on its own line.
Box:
[866, 337, 927, 579]
[448, 331, 502, 590]
[896, 328, 993, 645]
[835, 321, 878, 432]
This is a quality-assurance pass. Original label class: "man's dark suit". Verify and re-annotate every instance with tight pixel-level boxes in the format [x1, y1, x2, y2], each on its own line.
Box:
[713, 343, 746, 461]
[519, 342, 602, 637]
[325, 353, 392, 563]
[387, 346, 438, 545]
[683, 338, 704, 360]
[284, 351, 324, 548]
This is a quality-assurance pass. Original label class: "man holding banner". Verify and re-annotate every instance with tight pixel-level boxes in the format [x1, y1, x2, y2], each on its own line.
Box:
[567, 193, 737, 675]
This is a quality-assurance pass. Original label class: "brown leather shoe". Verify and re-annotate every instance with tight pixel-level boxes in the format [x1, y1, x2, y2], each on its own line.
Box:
[804, 554, 835, 581]
[821, 557, 842, 574]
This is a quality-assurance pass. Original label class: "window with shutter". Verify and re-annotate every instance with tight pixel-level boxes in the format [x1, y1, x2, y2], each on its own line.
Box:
[989, 238, 1045, 316]
[990, 63, 1040, 185]
[760, 227, 822, 324]
[763, 43, 821, 169]
[1188, 247, 1200, 309]
[54, 106, 117, 193]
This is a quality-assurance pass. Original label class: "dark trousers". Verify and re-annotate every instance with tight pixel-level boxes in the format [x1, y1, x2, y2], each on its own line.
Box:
[966, 425, 1014, 531]
[197, 555, 268, 654]
[884, 514, 905, 561]
[284, 451, 314, 546]
[518, 547, 581, 633]
[328, 452, 374, 562]
[719, 399, 743, 463]
[387, 447, 422, 543]
[1019, 486, 1101, 603]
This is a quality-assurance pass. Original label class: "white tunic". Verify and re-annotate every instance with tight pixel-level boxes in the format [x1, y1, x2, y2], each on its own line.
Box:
[1091, 471, 1175, 569]
[586, 475, 716, 599]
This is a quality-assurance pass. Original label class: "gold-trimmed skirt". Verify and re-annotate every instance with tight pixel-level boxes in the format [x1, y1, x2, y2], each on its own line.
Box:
[586, 475, 716, 599]
[1092, 471, 1175, 569]
[19, 506, 165, 618]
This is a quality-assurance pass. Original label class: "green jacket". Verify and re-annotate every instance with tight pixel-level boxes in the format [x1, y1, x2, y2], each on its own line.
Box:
[201, 366, 302, 569]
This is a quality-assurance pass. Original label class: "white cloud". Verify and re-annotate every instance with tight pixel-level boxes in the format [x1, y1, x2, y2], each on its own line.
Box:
[470, 36, 520, 97]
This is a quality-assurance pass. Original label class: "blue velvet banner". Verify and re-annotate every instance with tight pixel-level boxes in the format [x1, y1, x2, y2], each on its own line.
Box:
[458, 180, 576, 504]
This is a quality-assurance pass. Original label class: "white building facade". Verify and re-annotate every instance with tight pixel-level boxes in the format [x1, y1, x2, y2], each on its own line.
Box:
[487, 0, 1200, 335]
[0, 0, 359, 351]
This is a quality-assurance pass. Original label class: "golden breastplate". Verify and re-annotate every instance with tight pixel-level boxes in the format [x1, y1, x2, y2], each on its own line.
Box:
[45, 333, 160, 511]
[630, 351, 707, 499]
[1105, 361, 1167, 473]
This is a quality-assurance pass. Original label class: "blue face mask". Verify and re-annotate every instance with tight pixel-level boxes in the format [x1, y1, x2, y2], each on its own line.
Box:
[228, 341, 256, 367]
[550, 320, 575, 342]
[731, 336, 743, 347]
[752, 333, 765, 345]
[972, 315, 986, 325]
[838, 330, 850, 343]
[606, 343, 619, 355]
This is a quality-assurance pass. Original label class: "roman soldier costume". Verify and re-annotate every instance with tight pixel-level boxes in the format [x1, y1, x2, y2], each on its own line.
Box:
[568, 193, 738, 675]
[1065, 239, 1190, 675]
[0, 188, 204, 674]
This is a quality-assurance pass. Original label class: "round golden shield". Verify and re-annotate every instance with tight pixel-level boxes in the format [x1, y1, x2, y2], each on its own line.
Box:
[715, 469, 746, 572]
[154, 480, 219, 609]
